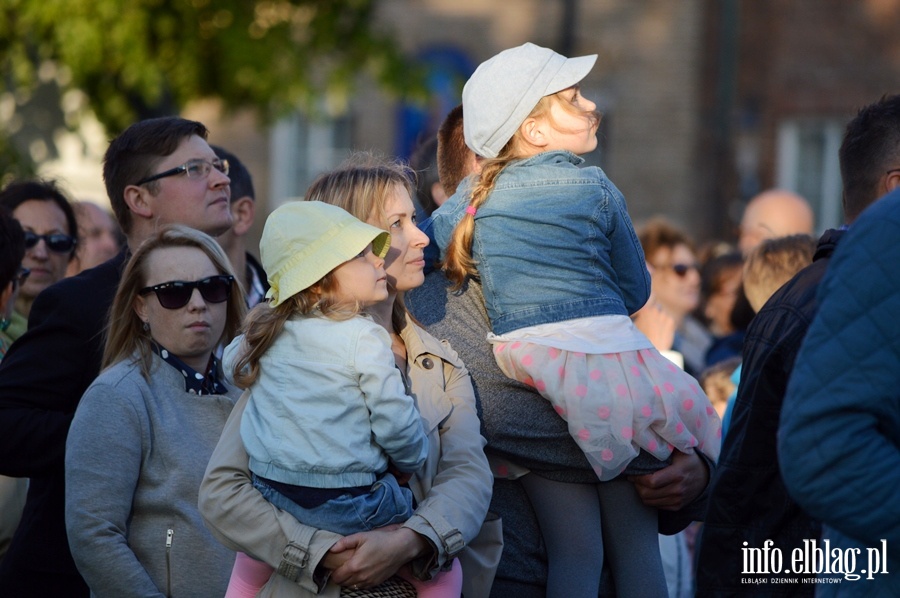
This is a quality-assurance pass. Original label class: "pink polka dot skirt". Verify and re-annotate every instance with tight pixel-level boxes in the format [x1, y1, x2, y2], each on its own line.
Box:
[493, 342, 722, 481]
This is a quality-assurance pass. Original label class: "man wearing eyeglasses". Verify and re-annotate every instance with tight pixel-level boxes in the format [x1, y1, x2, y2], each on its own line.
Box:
[0, 180, 79, 342]
[0, 116, 232, 597]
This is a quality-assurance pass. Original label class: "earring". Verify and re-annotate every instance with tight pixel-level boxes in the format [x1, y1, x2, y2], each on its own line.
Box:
[142, 321, 150, 332]
[0, 318, 9, 332]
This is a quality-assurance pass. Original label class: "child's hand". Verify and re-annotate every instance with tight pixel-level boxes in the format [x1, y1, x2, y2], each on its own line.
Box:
[632, 295, 676, 351]
[387, 462, 413, 486]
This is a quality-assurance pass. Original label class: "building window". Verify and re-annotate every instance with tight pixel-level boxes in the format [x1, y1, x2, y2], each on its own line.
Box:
[268, 113, 353, 207]
[776, 119, 843, 231]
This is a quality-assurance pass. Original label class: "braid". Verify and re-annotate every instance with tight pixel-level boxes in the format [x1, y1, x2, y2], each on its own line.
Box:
[442, 155, 516, 289]
[442, 89, 595, 289]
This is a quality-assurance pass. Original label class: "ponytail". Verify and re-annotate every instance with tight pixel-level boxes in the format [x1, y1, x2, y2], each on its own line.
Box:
[232, 300, 296, 388]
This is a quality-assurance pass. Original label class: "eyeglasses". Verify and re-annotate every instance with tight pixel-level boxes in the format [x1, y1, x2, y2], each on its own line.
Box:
[139, 275, 234, 309]
[135, 158, 229, 186]
[24, 232, 77, 253]
[13, 267, 30, 289]
[654, 263, 700, 278]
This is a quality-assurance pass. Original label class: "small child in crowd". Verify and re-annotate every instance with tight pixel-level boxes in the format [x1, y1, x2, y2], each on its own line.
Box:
[432, 42, 721, 596]
[719, 233, 817, 434]
[222, 201, 456, 596]
[742, 234, 818, 314]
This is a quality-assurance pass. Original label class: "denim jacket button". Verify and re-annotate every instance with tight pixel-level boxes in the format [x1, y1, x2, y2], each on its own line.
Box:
[422, 357, 434, 370]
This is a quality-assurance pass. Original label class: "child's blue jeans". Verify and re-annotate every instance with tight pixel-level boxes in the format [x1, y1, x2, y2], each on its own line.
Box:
[251, 472, 414, 535]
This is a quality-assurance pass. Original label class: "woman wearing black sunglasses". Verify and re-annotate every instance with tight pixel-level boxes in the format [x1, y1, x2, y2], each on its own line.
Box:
[635, 217, 712, 378]
[64, 225, 246, 597]
[0, 179, 78, 340]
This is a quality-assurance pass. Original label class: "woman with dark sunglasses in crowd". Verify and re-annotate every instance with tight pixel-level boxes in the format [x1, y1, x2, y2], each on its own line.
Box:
[64, 225, 246, 597]
[633, 217, 713, 378]
[0, 179, 78, 341]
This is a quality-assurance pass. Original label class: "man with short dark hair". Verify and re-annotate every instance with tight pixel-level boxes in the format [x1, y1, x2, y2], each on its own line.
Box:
[436, 104, 477, 197]
[0, 116, 231, 596]
[212, 145, 268, 308]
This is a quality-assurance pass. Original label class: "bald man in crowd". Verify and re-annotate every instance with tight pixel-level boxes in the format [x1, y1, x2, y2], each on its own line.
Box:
[738, 189, 814, 255]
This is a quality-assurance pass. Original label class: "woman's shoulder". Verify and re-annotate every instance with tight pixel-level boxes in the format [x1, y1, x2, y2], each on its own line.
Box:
[90, 357, 145, 392]
[78, 358, 149, 417]
[401, 316, 464, 370]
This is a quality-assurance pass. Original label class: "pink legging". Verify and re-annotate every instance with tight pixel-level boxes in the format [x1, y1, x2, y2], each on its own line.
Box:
[225, 551, 462, 597]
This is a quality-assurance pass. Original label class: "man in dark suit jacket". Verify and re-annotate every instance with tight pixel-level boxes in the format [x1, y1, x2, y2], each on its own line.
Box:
[0, 116, 233, 596]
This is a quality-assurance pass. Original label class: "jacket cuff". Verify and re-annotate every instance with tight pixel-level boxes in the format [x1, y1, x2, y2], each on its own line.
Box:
[404, 511, 465, 578]
[276, 525, 334, 592]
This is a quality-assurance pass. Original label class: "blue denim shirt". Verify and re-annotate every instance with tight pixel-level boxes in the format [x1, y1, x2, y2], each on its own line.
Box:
[431, 150, 651, 335]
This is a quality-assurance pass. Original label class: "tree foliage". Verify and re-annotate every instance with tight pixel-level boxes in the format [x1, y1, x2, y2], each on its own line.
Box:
[0, 0, 426, 134]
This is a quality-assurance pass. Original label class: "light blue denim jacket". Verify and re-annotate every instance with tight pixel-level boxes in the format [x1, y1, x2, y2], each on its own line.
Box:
[431, 150, 651, 335]
[224, 313, 428, 489]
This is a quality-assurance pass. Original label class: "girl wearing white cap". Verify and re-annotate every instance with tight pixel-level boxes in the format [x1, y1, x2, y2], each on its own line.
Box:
[432, 42, 721, 596]
[219, 200, 459, 597]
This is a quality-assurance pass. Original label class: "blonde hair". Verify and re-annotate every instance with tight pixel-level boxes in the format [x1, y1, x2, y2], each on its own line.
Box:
[232, 153, 418, 386]
[743, 234, 817, 312]
[304, 152, 416, 333]
[443, 89, 600, 288]
[102, 224, 246, 379]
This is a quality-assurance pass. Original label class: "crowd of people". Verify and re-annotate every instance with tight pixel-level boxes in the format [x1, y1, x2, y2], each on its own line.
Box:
[0, 41, 896, 597]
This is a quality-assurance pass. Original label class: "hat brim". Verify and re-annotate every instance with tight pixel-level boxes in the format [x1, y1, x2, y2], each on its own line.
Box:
[543, 54, 597, 97]
[263, 202, 392, 307]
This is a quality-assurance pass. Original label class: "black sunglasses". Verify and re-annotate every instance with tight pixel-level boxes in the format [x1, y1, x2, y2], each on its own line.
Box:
[653, 262, 700, 278]
[139, 275, 234, 309]
[24, 232, 77, 253]
[670, 263, 700, 277]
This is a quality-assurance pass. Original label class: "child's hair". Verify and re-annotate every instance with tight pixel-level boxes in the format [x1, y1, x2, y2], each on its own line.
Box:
[742, 234, 817, 312]
[698, 356, 742, 418]
[231, 271, 359, 388]
[443, 90, 599, 288]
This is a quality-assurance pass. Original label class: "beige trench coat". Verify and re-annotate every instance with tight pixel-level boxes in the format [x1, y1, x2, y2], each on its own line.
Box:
[198, 317, 501, 597]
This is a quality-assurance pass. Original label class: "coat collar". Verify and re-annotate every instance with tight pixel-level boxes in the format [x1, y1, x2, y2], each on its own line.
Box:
[399, 313, 461, 370]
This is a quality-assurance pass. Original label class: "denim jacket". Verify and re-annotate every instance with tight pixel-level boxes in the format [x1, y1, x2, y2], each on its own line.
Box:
[431, 150, 651, 335]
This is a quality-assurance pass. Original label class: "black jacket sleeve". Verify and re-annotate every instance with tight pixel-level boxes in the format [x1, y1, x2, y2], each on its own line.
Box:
[0, 254, 124, 477]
